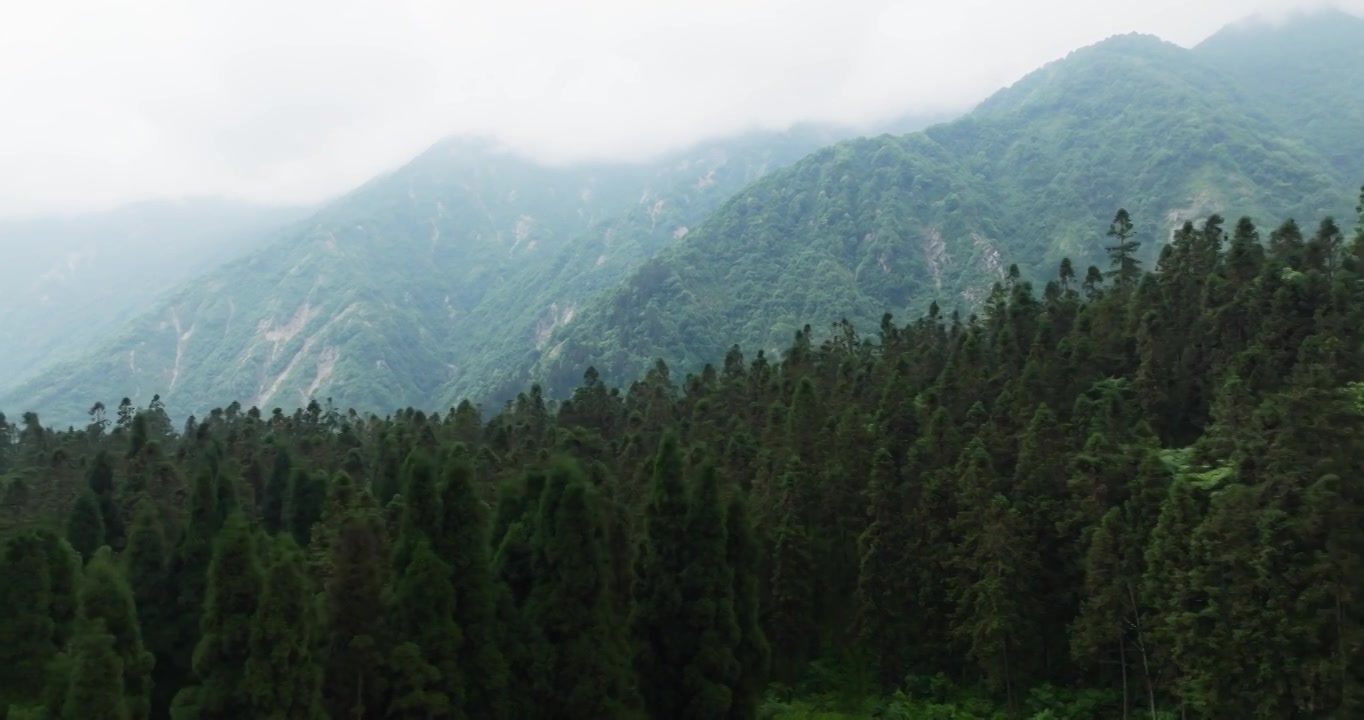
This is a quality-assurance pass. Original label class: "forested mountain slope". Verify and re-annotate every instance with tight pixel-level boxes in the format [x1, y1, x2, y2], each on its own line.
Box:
[0, 124, 905, 427]
[0, 199, 308, 392]
[2, 197, 1362, 719]
[530, 26, 1362, 395]
[1194, 9, 1364, 180]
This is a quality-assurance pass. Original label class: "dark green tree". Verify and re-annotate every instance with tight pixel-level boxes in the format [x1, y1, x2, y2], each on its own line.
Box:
[766, 458, 816, 683]
[678, 463, 741, 720]
[261, 444, 292, 534]
[62, 623, 130, 720]
[241, 535, 324, 719]
[38, 530, 82, 649]
[86, 451, 125, 549]
[631, 432, 692, 719]
[725, 491, 769, 720]
[949, 440, 1035, 715]
[78, 547, 154, 719]
[123, 500, 176, 719]
[855, 446, 914, 687]
[171, 512, 263, 719]
[527, 458, 638, 719]
[66, 489, 106, 563]
[162, 470, 218, 713]
[322, 509, 390, 720]
[1105, 208, 1142, 290]
[287, 468, 327, 547]
[436, 451, 509, 718]
[0, 533, 57, 704]
[387, 539, 462, 719]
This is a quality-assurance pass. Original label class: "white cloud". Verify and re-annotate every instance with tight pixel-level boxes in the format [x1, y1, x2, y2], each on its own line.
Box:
[0, 0, 1359, 217]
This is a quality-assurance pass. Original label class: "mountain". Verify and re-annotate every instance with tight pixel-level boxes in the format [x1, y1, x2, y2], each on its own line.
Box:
[0, 198, 308, 392]
[429, 126, 849, 405]
[528, 25, 1363, 394]
[1194, 8, 1364, 181]
[0, 120, 942, 426]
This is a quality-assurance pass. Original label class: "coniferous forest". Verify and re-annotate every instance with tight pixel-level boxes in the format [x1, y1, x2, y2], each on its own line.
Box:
[4, 198, 1364, 719]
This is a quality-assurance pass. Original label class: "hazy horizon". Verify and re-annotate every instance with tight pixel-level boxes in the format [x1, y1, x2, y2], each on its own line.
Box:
[2, 0, 1361, 220]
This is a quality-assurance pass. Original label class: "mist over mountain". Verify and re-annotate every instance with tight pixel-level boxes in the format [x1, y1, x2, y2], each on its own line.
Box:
[0, 119, 937, 426]
[1194, 7, 1364, 179]
[0, 198, 309, 392]
[4, 9, 1363, 427]
[7, 7, 1364, 720]
[527, 18, 1364, 394]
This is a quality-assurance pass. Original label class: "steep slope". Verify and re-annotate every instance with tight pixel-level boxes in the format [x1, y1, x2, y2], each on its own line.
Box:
[0, 198, 308, 392]
[1, 122, 925, 426]
[530, 30, 1359, 394]
[431, 125, 854, 404]
[1194, 8, 1364, 181]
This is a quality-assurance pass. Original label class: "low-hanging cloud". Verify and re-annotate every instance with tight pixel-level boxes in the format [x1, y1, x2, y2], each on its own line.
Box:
[0, 0, 1359, 218]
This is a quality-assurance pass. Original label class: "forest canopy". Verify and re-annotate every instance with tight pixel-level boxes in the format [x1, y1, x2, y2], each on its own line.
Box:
[3, 195, 1364, 719]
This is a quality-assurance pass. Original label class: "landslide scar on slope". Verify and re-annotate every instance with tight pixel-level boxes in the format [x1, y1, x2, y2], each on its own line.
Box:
[260, 303, 320, 360]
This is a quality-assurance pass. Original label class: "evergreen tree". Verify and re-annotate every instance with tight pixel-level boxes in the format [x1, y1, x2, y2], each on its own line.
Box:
[631, 432, 692, 719]
[171, 512, 263, 719]
[38, 530, 82, 649]
[386, 540, 462, 719]
[123, 500, 177, 719]
[78, 547, 154, 719]
[392, 449, 440, 576]
[855, 446, 913, 687]
[766, 458, 816, 683]
[1142, 478, 1202, 711]
[66, 489, 106, 563]
[1105, 208, 1142, 290]
[242, 536, 324, 720]
[163, 470, 218, 714]
[261, 444, 292, 534]
[436, 451, 509, 718]
[86, 450, 125, 549]
[527, 458, 638, 719]
[678, 463, 741, 720]
[725, 491, 769, 720]
[62, 624, 130, 720]
[949, 440, 1035, 714]
[0, 533, 56, 704]
[287, 468, 327, 547]
[322, 509, 390, 720]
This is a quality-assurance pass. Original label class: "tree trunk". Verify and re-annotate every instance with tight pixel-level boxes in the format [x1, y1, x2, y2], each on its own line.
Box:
[1128, 585, 1158, 720]
[1338, 592, 1348, 709]
[1120, 632, 1130, 720]
[1004, 641, 1017, 720]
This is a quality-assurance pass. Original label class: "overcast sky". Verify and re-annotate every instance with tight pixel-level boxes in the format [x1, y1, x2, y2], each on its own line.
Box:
[0, 0, 1359, 218]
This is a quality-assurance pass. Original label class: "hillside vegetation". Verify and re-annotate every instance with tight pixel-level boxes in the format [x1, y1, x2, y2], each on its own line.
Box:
[0, 126, 880, 426]
[3, 196, 1363, 718]
[0, 126, 872, 425]
[531, 27, 1361, 394]
[1194, 8, 1364, 180]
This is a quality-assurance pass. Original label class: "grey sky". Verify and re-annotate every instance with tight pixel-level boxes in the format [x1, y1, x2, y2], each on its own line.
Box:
[0, 0, 1359, 218]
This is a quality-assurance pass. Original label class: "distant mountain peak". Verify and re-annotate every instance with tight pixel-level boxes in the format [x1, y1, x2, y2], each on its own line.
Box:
[970, 31, 1198, 119]
[1198, 5, 1364, 48]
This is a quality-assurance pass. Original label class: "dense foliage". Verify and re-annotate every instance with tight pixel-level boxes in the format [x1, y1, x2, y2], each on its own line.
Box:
[532, 28, 1362, 395]
[1194, 9, 1364, 181]
[4, 194, 1364, 718]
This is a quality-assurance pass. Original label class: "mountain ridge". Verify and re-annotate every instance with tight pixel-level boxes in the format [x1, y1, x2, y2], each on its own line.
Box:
[0, 119, 930, 426]
[525, 21, 1362, 395]
[0, 198, 311, 392]
[6, 11, 1362, 424]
